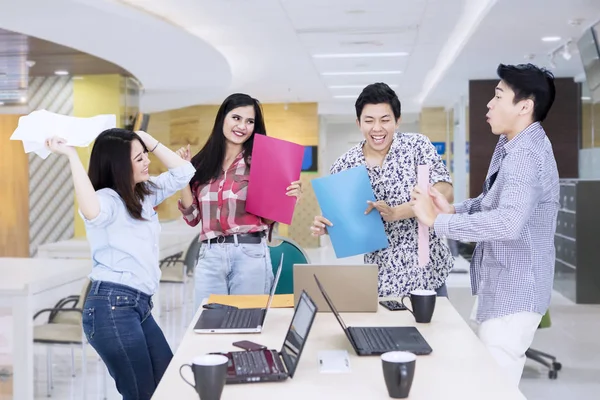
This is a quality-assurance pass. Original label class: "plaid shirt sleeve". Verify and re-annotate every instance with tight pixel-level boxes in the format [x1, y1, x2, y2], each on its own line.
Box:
[178, 183, 201, 227]
[453, 193, 484, 215]
[434, 149, 543, 242]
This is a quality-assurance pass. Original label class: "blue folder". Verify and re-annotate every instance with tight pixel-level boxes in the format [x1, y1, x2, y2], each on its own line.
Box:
[311, 165, 389, 258]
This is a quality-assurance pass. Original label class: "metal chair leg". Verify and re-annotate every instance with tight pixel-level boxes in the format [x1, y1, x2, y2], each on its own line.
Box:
[71, 346, 76, 377]
[81, 341, 87, 399]
[103, 360, 108, 400]
[46, 346, 53, 397]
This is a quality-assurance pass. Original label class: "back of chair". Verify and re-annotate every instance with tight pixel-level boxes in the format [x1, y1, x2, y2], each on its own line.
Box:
[52, 278, 91, 325]
[539, 310, 552, 329]
[184, 234, 201, 271]
[268, 236, 310, 294]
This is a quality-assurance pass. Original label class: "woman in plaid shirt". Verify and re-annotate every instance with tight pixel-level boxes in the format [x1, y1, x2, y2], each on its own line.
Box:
[177, 93, 302, 311]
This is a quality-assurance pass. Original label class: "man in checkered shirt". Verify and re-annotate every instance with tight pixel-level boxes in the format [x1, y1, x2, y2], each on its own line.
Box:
[412, 63, 559, 386]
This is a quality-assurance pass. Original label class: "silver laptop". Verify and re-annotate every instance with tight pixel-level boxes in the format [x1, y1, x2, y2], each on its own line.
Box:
[293, 264, 378, 312]
[194, 255, 283, 334]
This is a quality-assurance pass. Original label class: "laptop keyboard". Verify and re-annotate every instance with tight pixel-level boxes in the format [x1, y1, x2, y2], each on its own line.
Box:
[232, 350, 280, 376]
[350, 327, 431, 355]
[221, 308, 264, 329]
[352, 327, 397, 350]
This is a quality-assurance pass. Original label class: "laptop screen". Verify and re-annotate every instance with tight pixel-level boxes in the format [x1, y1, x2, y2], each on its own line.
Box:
[280, 291, 317, 378]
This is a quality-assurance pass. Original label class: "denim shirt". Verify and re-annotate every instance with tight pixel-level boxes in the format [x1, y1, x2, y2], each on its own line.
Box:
[81, 162, 195, 295]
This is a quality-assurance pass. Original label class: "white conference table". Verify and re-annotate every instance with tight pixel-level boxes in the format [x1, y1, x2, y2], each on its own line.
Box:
[0, 257, 91, 400]
[153, 297, 526, 399]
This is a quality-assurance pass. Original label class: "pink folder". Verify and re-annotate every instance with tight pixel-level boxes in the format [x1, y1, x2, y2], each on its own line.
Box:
[246, 134, 304, 224]
[417, 165, 430, 267]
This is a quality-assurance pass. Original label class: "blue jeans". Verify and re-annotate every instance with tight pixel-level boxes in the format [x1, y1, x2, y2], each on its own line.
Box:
[194, 238, 274, 312]
[83, 281, 173, 400]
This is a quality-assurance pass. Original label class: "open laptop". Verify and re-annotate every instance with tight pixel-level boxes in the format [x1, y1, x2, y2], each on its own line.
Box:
[215, 290, 318, 384]
[313, 274, 433, 356]
[293, 264, 378, 312]
[193, 254, 283, 334]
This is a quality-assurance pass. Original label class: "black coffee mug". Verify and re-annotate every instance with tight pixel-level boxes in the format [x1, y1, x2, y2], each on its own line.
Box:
[381, 351, 417, 399]
[179, 354, 229, 400]
[401, 289, 436, 323]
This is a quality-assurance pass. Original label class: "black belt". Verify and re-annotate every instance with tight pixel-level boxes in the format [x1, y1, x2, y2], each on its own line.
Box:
[203, 232, 265, 244]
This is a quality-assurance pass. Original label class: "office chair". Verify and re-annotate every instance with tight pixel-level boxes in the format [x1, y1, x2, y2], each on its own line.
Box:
[268, 235, 310, 294]
[525, 311, 562, 379]
[33, 279, 107, 399]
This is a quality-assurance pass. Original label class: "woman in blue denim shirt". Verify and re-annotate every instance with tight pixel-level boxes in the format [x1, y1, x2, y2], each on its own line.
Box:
[46, 128, 195, 400]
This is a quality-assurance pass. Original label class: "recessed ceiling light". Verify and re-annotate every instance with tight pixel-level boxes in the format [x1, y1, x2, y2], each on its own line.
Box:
[313, 52, 409, 58]
[542, 36, 561, 42]
[322, 70, 402, 76]
[20, 97, 27, 103]
[329, 84, 398, 89]
[54, 70, 69, 76]
[581, 96, 591, 100]
[345, 9, 366, 14]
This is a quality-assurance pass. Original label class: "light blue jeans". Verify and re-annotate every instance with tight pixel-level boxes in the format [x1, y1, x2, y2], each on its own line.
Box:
[193, 238, 274, 312]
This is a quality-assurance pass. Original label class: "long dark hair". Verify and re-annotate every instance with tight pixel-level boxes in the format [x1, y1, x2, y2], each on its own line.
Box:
[189, 93, 267, 188]
[88, 128, 155, 220]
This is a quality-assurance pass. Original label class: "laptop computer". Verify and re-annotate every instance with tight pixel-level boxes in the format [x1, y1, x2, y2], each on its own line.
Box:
[193, 254, 283, 334]
[313, 274, 433, 356]
[293, 264, 378, 312]
[217, 290, 318, 384]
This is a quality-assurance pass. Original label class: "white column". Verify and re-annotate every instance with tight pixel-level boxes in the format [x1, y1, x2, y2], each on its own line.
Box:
[453, 96, 468, 203]
[12, 294, 34, 400]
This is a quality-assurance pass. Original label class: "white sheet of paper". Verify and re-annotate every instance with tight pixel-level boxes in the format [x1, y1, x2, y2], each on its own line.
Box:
[9, 110, 117, 159]
[317, 350, 351, 373]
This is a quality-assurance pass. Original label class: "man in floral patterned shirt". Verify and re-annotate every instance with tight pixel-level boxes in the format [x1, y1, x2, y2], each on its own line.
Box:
[311, 83, 454, 297]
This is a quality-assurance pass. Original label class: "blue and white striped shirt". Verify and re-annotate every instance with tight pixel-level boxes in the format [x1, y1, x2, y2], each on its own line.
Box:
[434, 122, 559, 322]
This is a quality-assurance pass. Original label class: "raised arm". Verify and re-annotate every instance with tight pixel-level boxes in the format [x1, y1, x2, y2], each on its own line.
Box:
[136, 132, 195, 207]
[46, 137, 100, 221]
[136, 130, 189, 170]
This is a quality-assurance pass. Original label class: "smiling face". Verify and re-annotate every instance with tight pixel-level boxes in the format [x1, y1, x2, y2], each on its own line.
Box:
[357, 103, 400, 153]
[222, 105, 256, 145]
[131, 139, 150, 184]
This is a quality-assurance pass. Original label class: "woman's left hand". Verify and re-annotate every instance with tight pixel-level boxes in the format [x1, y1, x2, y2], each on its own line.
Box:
[135, 130, 158, 151]
[286, 180, 303, 203]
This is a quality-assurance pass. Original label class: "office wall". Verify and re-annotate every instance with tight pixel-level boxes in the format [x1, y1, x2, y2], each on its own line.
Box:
[469, 78, 580, 197]
[27, 76, 75, 256]
[420, 107, 449, 163]
[72, 74, 124, 238]
[581, 101, 600, 148]
[147, 102, 320, 248]
[0, 115, 29, 257]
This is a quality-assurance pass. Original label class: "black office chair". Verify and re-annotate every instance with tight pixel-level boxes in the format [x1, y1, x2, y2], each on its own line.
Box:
[525, 311, 562, 379]
[183, 233, 201, 276]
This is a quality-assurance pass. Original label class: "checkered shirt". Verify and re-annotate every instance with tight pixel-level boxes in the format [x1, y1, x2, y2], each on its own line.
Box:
[434, 122, 560, 322]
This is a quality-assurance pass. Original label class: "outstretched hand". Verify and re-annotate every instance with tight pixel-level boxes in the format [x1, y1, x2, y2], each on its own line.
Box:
[286, 180, 303, 203]
[45, 136, 76, 157]
[176, 144, 192, 162]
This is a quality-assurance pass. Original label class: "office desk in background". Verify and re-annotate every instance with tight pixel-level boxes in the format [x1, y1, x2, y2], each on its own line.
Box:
[0, 258, 91, 400]
[35, 219, 198, 319]
[153, 298, 526, 400]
